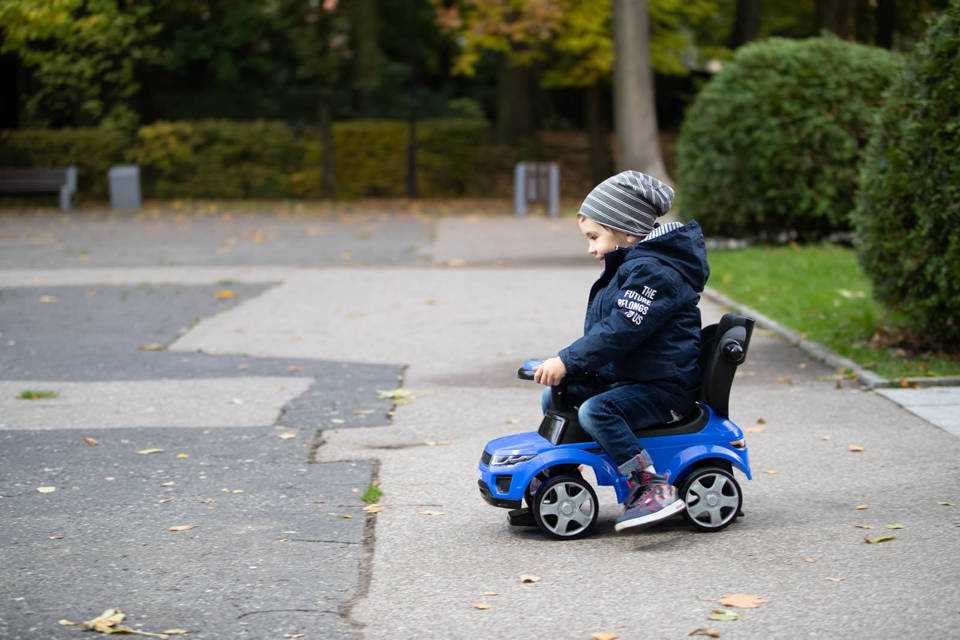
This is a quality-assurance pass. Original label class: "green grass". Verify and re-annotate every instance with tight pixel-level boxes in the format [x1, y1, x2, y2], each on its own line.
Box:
[361, 483, 383, 504]
[708, 244, 960, 380]
[17, 389, 59, 400]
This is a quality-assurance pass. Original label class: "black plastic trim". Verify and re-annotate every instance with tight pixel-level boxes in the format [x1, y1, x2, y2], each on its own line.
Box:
[478, 479, 522, 509]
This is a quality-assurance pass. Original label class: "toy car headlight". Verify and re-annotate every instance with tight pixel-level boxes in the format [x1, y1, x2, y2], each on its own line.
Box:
[491, 453, 535, 466]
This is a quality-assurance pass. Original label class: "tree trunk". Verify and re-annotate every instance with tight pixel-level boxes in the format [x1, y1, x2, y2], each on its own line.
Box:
[875, 0, 897, 48]
[586, 80, 613, 184]
[350, 0, 381, 115]
[728, 0, 761, 48]
[816, 0, 854, 38]
[496, 58, 535, 143]
[612, 0, 668, 180]
[317, 99, 335, 198]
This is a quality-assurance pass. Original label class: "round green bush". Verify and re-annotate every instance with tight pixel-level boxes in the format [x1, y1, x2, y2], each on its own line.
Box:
[852, 3, 960, 350]
[677, 37, 902, 240]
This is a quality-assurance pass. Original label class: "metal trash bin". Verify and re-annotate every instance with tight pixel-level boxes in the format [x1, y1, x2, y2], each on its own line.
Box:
[108, 164, 141, 209]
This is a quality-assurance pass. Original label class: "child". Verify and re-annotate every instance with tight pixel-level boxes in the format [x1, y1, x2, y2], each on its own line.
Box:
[533, 170, 708, 532]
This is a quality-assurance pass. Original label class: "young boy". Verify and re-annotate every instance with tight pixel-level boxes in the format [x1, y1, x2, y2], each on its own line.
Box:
[533, 170, 708, 532]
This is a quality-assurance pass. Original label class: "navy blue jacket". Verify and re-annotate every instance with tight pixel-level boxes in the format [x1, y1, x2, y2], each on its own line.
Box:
[558, 221, 709, 390]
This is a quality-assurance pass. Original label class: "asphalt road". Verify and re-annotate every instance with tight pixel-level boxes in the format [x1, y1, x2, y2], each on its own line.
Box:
[1, 206, 958, 640]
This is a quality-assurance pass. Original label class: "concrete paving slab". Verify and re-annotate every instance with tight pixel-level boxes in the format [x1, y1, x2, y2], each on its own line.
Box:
[876, 387, 960, 437]
[0, 377, 313, 429]
[0, 426, 373, 639]
[428, 216, 592, 266]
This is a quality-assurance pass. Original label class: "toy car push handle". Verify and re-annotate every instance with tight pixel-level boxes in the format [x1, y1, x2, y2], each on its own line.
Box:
[518, 359, 544, 380]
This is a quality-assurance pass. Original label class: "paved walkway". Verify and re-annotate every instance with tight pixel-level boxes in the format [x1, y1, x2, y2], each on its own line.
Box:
[1, 208, 958, 640]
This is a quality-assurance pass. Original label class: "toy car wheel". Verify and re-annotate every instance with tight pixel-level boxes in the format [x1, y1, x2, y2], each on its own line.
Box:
[680, 466, 742, 532]
[531, 474, 598, 540]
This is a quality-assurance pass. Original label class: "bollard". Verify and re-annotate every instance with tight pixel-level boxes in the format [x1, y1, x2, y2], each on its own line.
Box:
[108, 165, 142, 210]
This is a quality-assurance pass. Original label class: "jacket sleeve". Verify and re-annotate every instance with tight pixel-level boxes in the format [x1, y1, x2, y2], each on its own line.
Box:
[558, 263, 679, 374]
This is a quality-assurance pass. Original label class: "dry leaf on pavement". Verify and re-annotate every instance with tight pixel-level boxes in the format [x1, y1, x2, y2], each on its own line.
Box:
[764, 469, 778, 475]
[591, 633, 618, 640]
[756, 417, 767, 424]
[168, 524, 194, 532]
[75, 608, 170, 637]
[472, 602, 491, 610]
[139, 343, 164, 352]
[82, 437, 98, 446]
[37, 486, 56, 494]
[885, 523, 905, 530]
[848, 444, 865, 452]
[377, 388, 414, 405]
[708, 609, 741, 621]
[719, 594, 766, 608]
[745, 427, 764, 433]
[854, 523, 874, 529]
[277, 432, 297, 440]
[481, 591, 498, 596]
[865, 534, 896, 544]
[176, 453, 189, 459]
[137, 448, 164, 455]
[417, 509, 445, 516]
[938, 501, 954, 506]
[518, 574, 541, 583]
[363, 504, 384, 513]
[689, 628, 721, 638]
[214, 289, 236, 299]
[825, 577, 845, 583]
[854, 504, 869, 510]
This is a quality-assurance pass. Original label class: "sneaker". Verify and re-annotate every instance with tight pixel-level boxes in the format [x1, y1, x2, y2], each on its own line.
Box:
[614, 482, 685, 532]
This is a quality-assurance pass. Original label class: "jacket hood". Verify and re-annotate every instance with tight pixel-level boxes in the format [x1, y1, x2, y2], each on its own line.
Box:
[625, 220, 709, 291]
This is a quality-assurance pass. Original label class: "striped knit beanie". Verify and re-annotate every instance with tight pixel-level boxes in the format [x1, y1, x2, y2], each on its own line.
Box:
[578, 170, 675, 238]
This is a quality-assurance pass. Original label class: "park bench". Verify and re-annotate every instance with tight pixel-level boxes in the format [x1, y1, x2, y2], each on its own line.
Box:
[0, 166, 78, 211]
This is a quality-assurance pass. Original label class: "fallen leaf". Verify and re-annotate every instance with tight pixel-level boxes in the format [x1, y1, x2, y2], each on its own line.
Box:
[424, 440, 451, 446]
[58, 619, 78, 626]
[825, 577, 845, 583]
[377, 388, 413, 404]
[864, 534, 896, 544]
[764, 469, 778, 475]
[885, 523, 905, 530]
[802, 556, 817, 563]
[136, 448, 164, 455]
[417, 509, 445, 516]
[162, 630, 189, 636]
[277, 432, 297, 440]
[719, 594, 766, 608]
[591, 633, 618, 640]
[82, 437, 98, 447]
[160, 481, 175, 487]
[481, 591, 498, 596]
[776, 376, 793, 385]
[339, 514, 353, 519]
[745, 427, 765, 433]
[472, 602, 491, 610]
[168, 524, 194, 532]
[708, 609, 741, 621]
[505, 418, 519, 425]
[363, 504, 384, 513]
[854, 504, 869, 510]
[848, 444, 865, 453]
[938, 501, 954, 506]
[39, 295, 57, 303]
[176, 453, 189, 459]
[854, 523, 874, 529]
[49, 533, 65, 539]
[518, 574, 541, 583]
[689, 628, 721, 638]
[214, 289, 236, 299]
[820, 435, 832, 441]
[139, 343, 164, 352]
[756, 418, 767, 424]
[37, 486, 56, 494]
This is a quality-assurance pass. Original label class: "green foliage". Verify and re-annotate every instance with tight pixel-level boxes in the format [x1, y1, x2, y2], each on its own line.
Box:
[677, 36, 902, 240]
[0, 0, 158, 128]
[134, 120, 301, 198]
[0, 128, 129, 198]
[852, 3, 960, 349]
[361, 484, 383, 504]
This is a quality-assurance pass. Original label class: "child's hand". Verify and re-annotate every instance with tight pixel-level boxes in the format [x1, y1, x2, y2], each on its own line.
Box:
[534, 357, 567, 386]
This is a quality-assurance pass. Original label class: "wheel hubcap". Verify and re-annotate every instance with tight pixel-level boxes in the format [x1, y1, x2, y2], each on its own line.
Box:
[538, 481, 595, 536]
[685, 473, 739, 528]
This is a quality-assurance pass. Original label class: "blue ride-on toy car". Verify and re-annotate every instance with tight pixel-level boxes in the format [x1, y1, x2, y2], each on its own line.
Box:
[478, 313, 755, 539]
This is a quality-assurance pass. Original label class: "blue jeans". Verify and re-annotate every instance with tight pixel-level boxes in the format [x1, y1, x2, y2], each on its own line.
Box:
[540, 381, 695, 467]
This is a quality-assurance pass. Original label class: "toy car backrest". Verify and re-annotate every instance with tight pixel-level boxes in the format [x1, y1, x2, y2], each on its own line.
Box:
[698, 313, 755, 419]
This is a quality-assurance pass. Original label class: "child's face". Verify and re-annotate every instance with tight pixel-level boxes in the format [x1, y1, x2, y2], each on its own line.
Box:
[578, 217, 623, 261]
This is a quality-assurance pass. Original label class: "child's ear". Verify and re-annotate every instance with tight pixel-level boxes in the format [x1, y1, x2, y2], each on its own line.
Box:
[626, 235, 638, 244]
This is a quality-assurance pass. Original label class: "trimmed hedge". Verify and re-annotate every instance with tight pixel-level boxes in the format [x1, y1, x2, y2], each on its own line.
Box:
[134, 120, 301, 199]
[852, 3, 960, 349]
[677, 37, 902, 240]
[1, 118, 493, 202]
[0, 128, 130, 199]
